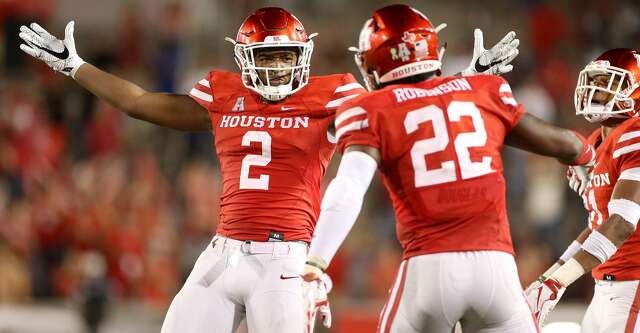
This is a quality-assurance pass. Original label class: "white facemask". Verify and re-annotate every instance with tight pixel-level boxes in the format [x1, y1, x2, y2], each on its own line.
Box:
[227, 34, 316, 101]
[575, 61, 638, 122]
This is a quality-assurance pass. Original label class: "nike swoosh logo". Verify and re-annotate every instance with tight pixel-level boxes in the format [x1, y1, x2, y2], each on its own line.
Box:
[281, 107, 295, 111]
[474, 58, 502, 73]
[280, 274, 301, 280]
[33, 43, 69, 59]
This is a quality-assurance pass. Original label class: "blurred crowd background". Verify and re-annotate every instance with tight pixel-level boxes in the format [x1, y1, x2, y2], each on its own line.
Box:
[1, 0, 639, 332]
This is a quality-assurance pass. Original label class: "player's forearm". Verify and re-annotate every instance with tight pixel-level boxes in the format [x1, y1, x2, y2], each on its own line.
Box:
[570, 216, 634, 272]
[308, 151, 377, 264]
[585, 215, 635, 260]
[576, 227, 593, 244]
[556, 227, 592, 264]
[309, 183, 369, 264]
[550, 216, 634, 286]
[562, 227, 593, 262]
[555, 130, 589, 165]
[506, 114, 590, 165]
[560, 228, 620, 286]
[529, 128, 584, 165]
[74, 63, 148, 116]
[570, 251, 602, 275]
[73, 63, 209, 131]
[309, 184, 364, 265]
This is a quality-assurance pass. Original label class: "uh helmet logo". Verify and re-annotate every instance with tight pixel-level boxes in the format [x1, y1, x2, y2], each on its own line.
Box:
[391, 31, 429, 62]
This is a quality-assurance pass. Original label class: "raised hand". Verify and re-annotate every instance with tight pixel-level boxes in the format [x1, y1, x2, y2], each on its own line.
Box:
[19, 21, 85, 77]
[462, 28, 519, 76]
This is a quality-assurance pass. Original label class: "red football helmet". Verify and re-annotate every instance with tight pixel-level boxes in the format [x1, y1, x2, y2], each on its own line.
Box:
[575, 48, 640, 122]
[226, 7, 316, 101]
[351, 5, 446, 90]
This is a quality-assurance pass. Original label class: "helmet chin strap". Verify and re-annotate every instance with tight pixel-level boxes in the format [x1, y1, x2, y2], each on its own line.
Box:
[256, 80, 294, 101]
[583, 100, 628, 123]
[584, 101, 612, 123]
[584, 110, 611, 123]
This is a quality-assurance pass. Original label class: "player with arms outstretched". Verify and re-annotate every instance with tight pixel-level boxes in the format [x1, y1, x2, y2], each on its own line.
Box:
[19, 8, 363, 333]
[302, 5, 595, 333]
[526, 49, 640, 332]
[18, 6, 521, 333]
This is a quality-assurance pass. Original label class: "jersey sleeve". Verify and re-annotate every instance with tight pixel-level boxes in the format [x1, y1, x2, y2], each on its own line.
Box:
[324, 74, 367, 114]
[483, 75, 526, 131]
[334, 99, 380, 153]
[613, 124, 640, 174]
[189, 71, 215, 111]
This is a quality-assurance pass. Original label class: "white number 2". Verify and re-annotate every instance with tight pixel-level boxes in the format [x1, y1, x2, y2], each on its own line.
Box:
[405, 105, 456, 187]
[239, 131, 271, 190]
[404, 101, 493, 187]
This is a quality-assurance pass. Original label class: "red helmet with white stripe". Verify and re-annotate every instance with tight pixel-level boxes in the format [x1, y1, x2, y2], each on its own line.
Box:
[351, 4, 445, 90]
[226, 7, 316, 101]
[575, 48, 640, 122]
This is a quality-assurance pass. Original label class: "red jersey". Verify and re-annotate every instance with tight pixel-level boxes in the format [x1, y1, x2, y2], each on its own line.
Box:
[335, 75, 525, 259]
[189, 70, 365, 242]
[583, 118, 640, 281]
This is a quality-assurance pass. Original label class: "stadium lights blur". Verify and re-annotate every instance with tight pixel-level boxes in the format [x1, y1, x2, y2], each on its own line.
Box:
[542, 322, 581, 333]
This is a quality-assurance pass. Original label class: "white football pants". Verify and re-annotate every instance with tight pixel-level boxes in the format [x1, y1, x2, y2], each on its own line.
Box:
[161, 235, 307, 333]
[581, 279, 640, 333]
[378, 251, 538, 333]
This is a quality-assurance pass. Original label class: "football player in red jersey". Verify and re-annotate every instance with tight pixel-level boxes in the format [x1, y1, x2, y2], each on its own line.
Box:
[18, 6, 522, 333]
[525, 49, 640, 332]
[302, 4, 595, 333]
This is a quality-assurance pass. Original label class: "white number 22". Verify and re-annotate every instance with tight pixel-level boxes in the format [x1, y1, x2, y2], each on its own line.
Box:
[239, 131, 271, 190]
[404, 101, 493, 187]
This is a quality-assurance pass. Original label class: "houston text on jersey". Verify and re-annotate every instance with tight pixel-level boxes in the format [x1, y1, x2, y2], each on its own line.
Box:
[219, 115, 309, 129]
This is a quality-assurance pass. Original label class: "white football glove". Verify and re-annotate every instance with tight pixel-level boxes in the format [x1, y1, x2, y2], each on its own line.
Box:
[524, 278, 566, 328]
[18, 21, 85, 78]
[567, 164, 593, 197]
[303, 274, 332, 332]
[462, 29, 519, 76]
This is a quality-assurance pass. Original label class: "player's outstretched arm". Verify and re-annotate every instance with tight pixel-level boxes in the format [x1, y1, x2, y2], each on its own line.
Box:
[505, 113, 594, 165]
[303, 145, 380, 281]
[19, 21, 210, 131]
[526, 180, 640, 326]
[302, 145, 379, 331]
[74, 64, 210, 131]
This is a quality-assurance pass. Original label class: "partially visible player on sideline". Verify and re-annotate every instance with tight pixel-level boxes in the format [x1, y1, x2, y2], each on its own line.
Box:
[526, 49, 640, 332]
[17, 6, 519, 333]
[302, 4, 595, 333]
